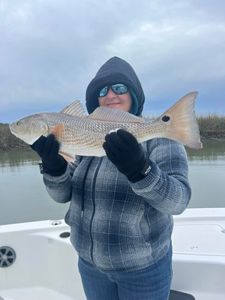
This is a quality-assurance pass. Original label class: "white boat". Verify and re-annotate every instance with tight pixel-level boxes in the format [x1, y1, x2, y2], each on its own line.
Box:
[0, 207, 225, 300]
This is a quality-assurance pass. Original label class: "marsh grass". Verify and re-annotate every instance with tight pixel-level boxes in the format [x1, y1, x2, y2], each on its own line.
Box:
[197, 115, 225, 139]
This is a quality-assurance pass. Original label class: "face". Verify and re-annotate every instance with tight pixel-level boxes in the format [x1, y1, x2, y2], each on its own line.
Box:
[98, 87, 132, 112]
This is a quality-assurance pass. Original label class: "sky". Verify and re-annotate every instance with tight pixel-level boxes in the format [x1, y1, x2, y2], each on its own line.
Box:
[1, 0, 225, 123]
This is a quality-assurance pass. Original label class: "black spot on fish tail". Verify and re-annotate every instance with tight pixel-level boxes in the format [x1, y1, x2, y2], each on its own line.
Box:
[162, 115, 170, 122]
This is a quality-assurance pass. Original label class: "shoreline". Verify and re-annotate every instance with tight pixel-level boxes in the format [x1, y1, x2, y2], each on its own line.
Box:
[1, 121, 225, 152]
[1, 137, 224, 153]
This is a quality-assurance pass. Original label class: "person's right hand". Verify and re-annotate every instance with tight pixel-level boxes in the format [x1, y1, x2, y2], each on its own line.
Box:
[31, 134, 67, 176]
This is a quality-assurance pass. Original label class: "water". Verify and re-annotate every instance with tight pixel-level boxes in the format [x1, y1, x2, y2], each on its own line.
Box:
[0, 141, 225, 226]
[0, 150, 70, 226]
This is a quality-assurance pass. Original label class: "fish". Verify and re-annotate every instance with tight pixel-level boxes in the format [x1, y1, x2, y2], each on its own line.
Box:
[9, 91, 202, 159]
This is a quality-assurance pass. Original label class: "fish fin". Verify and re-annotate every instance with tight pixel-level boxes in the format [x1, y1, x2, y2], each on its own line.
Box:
[89, 107, 145, 123]
[61, 100, 86, 117]
[51, 124, 64, 140]
[160, 91, 202, 149]
[59, 151, 74, 162]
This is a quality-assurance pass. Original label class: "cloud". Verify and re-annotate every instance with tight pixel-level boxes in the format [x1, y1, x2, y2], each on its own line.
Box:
[0, 0, 225, 122]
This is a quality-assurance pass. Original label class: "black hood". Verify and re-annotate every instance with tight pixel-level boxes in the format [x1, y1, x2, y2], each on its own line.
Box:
[85, 57, 145, 116]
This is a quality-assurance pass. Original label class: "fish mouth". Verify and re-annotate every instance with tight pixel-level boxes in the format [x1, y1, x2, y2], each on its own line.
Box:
[9, 123, 16, 134]
[9, 123, 21, 140]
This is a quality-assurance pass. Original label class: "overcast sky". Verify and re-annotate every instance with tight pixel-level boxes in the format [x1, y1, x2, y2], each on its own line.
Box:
[1, 0, 225, 123]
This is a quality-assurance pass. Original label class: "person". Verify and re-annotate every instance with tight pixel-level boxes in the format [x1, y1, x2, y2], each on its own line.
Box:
[31, 56, 191, 300]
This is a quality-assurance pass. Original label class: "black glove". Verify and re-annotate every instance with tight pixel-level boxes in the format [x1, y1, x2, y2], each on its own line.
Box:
[103, 129, 151, 183]
[31, 134, 67, 176]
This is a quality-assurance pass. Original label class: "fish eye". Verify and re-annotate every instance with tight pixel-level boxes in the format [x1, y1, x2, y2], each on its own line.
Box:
[162, 115, 170, 122]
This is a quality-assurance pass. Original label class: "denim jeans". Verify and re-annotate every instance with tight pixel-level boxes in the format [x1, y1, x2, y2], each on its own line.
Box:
[78, 246, 172, 300]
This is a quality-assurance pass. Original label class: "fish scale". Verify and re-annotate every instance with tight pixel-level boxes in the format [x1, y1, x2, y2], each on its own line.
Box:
[9, 92, 202, 159]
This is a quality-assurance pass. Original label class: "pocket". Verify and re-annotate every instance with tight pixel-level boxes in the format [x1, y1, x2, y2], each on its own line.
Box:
[65, 198, 81, 226]
[139, 216, 151, 245]
[70, 224, 82, 252]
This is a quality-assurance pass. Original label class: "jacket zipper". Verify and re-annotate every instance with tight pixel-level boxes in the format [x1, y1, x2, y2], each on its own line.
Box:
[89, 157, 103, 264]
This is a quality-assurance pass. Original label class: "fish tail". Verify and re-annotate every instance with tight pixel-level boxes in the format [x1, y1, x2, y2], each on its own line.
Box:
[161, 92, 202, 149]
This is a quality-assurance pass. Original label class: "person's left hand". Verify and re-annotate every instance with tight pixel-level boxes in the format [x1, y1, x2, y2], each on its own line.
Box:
[103, 129, 150, 183]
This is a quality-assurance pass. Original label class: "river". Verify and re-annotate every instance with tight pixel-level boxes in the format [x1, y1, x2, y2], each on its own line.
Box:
[0, 140, 225, 226]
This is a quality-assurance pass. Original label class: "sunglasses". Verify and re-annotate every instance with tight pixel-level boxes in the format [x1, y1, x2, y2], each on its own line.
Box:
[98, 83, 128, 97]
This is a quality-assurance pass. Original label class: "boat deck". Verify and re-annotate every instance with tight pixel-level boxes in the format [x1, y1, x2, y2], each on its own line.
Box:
[172, 208, 225, 300]
[0, 208, 225, 300]
[0, 287, 73, 300]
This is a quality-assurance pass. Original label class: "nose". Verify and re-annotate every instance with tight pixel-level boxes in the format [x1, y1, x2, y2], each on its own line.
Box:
[106, 88, 117, 98]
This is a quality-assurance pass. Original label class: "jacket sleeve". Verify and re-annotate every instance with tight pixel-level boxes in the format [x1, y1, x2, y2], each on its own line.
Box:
[131, 138, 192, 215]
[42, 159, 78, 203]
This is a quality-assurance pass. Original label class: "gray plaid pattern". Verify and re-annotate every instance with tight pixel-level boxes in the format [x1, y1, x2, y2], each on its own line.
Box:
[43, 137, 191, 272]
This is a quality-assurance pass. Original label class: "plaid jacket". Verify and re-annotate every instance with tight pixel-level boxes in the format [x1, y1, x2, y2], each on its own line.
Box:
[43, 137, 191, 272]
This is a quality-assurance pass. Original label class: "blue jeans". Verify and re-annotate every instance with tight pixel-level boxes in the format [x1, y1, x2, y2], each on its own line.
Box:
[78, 246, 172, 300]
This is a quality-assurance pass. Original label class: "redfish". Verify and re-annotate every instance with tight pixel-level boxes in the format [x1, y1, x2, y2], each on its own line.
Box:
[9, 92, 202, 159]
